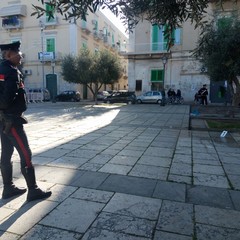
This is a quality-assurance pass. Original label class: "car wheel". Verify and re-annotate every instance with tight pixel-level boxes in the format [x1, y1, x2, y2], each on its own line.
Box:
[127, 100, 133, 104]
[106, 100, 111, 104]
[157, 99, 161, 104]
[137, 99, 142, 104]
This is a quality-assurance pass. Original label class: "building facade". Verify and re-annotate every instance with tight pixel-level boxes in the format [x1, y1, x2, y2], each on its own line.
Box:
[123, 1, 239, 103]
[0, 0, 129, 100]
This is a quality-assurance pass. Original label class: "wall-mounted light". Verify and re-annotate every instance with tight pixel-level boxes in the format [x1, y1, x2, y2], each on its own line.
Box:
[162, 55, 168, 67]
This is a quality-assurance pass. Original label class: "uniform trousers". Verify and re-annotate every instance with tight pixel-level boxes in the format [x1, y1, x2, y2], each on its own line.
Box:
[0, 124, 32, 170]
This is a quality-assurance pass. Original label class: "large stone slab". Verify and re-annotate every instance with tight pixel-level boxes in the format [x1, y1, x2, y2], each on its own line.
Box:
[82, 228, 150, 240]
[195, 205, 240, 229]
[40, 198, 104, 233]
[98, 174, 157, 197]
[196, 223, 240, 240]
[21, 225, 82, 240]
[187, 185, 234, 209]
[91, 212, 155, 238]
[70, 171, 109, 188]
[154, 231, 192, 240]
[0, 200, 58, 235]
[103, 193, 162, 220]
[153, 181, 186, 202]
[156, 200, 193, 236]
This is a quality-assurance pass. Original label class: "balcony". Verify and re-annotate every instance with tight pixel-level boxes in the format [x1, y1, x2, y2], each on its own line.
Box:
[39, 16, 58, 27]
[81, 25, 91, 34]
[126, 42, 168, 54]
[2, 16, 23, 29]
[93, 31, 100, 40]
[120, 42, 170, 60]
[103, 36, 108, 43]
[0, 5, 27, 17]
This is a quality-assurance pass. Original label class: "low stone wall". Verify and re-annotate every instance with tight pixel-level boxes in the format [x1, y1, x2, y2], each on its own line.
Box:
[189, 105, 240, 131]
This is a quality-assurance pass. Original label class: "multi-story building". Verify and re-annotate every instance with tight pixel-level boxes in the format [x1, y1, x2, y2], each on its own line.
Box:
[0, 0, 128, 100]
[123, 1, 239, 103]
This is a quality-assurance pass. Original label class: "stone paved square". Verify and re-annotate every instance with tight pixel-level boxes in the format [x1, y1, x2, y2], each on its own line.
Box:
[196, 224, 240, 240]
[40, 198, 105, 233]
[103, 193, 162, 220]
[156, 200, 193, 236]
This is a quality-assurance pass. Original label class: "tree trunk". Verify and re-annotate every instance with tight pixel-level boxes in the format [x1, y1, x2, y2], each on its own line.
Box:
[231, 76, 240, 106]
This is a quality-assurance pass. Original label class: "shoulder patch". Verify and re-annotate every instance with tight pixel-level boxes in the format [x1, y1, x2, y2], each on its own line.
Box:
[0, 74, 5, 81]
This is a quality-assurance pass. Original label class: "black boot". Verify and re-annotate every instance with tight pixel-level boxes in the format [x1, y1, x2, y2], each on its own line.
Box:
[1, 164, 26, 199]
[2, 184, 27, 199]
[21, 167, 52, 202]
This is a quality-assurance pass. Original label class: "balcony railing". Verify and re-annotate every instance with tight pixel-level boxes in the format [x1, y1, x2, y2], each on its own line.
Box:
[39, 16, 58, 26]
[2, 16, 23, 29]
[126, 42, 168, 54]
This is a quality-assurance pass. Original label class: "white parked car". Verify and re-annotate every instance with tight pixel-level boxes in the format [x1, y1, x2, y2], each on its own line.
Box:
[137, 91, 163, 104]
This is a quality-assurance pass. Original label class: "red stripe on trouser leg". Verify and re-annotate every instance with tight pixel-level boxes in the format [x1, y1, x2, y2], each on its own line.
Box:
[11, 127, 32, 168]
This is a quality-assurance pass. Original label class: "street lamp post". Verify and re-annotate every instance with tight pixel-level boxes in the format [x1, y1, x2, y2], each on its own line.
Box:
[40, 21, 45, 89]
[162, 55, 168, 85]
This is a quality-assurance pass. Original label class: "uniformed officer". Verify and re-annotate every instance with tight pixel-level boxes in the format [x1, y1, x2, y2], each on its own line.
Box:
[0, 41, 51, 201]
[198, 84, 208, 105]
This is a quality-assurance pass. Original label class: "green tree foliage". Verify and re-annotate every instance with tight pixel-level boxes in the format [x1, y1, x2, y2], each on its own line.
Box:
[61, 48, 122, 100]
[194, 16, 240, 106]
[32, 1, 236, 47]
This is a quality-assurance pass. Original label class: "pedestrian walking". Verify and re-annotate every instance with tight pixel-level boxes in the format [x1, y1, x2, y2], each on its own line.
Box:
[198, 84, 208, 105]
[0, 41, 51, 201]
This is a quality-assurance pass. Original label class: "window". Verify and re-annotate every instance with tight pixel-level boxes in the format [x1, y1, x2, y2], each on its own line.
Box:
[217, 17, 233, 30]
[82, 40, 87, 49]
[152, 25, 181, 51]
[93, 20, 98, 31]
[46, 38, 55, 52]
[112, 34, 115, 46]
[151, 69, 164, 82]
[136, 80, 142, 91]
[45, 3, 55, 23]
[82, 19, 87, 29]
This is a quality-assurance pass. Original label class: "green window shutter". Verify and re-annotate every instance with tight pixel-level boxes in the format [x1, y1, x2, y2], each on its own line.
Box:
[217, 17, 232, 30]
[95, 21, 98, 31]
[152, 25, 159, 51]
[151, 70, 164, 82]
[112, 34, 115, 45]
[82, 20, 87, 29]
[46, 38, 55, 52]
[45, 3, 55, 22]
[82, 42, 87, 49]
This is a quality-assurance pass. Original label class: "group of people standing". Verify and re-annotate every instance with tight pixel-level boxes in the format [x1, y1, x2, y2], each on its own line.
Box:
[167, 88, 182, 99]
[166, 84, 208, 106]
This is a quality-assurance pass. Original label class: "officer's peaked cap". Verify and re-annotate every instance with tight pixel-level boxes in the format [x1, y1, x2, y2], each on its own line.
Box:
[0, 41, 21, 52]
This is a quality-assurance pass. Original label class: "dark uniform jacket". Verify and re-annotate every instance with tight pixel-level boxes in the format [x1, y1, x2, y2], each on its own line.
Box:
[198, 87, 208, 96]
[0, 59, 27, 125]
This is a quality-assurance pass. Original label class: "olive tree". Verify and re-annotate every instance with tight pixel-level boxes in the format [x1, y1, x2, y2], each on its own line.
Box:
[61, 48, 122, 100]
[32, 1, 237, 46]
[194, 16, 240, 106]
